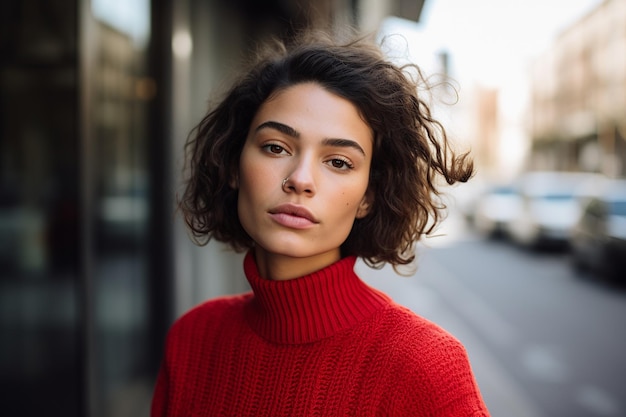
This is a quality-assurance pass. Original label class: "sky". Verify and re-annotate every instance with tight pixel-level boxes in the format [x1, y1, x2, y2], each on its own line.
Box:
[92, 0, 150, 46]
[378, 0, 605, 179]
[381, 0, 604, 88]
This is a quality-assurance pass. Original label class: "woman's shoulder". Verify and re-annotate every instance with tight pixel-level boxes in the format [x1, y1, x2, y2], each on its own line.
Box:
[378, 302, 461, 343]
[370, 302, 470, 367]
[167, 292, 253, 339]
[370, 304, 487, 413]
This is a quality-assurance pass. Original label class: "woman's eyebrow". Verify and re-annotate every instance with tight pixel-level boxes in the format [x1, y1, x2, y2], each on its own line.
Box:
[322, 138, 366, 156]
[255, 121, 299, 138]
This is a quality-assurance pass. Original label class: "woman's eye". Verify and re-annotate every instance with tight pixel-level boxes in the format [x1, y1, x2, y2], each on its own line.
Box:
[329, 158, 354, 170]
[262, 144, 286, 155]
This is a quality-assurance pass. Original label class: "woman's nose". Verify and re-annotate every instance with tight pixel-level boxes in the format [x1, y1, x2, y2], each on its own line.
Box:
[282, 157, 317, 195]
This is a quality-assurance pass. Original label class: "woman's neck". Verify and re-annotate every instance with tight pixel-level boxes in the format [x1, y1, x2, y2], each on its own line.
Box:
[253, 247, 341, 280]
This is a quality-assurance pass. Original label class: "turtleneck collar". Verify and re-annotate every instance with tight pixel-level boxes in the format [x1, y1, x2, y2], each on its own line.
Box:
[243, 251, 391, 345]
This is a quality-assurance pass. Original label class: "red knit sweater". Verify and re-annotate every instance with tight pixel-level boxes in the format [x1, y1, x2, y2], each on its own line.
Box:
[151, 252, 490, 416]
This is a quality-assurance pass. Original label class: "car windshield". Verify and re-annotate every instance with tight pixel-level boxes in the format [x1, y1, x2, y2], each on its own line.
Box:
[492, 186, 516, 195]
[538, 193, 574, 201]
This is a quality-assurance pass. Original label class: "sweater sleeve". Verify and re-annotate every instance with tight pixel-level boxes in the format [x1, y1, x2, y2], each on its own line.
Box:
[384, 310, 491, 416]
[149, 302, 206, 417]
[422, 337, 490, 416]
[150, 362, 168, 417]
[149, 303, 198, 417]
[149, 295, 251, 417]
[151, 315, 180, 417]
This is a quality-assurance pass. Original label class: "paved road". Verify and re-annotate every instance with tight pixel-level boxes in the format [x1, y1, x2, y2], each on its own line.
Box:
[357, 216, 626, 417]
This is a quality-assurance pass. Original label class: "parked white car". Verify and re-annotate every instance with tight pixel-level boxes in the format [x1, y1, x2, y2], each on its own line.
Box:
[507, 171, 604, 249]
[473, 184, 522, 237]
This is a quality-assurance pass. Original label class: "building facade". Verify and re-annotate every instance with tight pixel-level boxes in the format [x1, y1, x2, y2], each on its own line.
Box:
[530, 0, 626, 176]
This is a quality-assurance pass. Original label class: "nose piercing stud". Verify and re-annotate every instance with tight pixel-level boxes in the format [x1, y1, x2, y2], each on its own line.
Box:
[282, 177, 289, 191]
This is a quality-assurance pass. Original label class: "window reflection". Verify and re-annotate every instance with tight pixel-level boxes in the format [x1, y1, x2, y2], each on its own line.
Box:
[0, 2, 155, 417]
[0, 1, 81, 415]
[89, 16, 153, 417]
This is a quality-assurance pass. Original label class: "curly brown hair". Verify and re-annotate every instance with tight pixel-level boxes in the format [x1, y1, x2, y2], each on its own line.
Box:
[179, 31, 473, 269]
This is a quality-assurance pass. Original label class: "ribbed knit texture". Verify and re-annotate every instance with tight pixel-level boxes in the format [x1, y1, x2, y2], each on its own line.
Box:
[151, 252, 491, 416]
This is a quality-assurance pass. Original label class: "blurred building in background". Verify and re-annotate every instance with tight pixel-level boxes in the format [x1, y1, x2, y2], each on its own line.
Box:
[529, 0, 626, 177]
[0, 1, 425, 417]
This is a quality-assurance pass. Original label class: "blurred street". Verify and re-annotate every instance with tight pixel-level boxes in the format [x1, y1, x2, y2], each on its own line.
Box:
[358, 211, 626, 417]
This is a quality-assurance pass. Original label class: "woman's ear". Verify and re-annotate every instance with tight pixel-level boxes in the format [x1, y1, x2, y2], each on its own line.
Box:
[356, 191, 373, 219]
[229, 164, 239, 189]
[229, 176, 239, 189]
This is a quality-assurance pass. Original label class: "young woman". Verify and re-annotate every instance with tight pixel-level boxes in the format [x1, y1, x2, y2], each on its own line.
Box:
[152, 31, 490, 416]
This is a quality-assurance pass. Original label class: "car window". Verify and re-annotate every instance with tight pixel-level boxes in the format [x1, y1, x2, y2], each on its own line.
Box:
[491, 186, 517, 195]
[609, 201, 626, 216]
[541, 193, 574, 201]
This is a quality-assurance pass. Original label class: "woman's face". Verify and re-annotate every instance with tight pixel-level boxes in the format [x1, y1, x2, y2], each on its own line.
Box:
[237, 82, 373, 279]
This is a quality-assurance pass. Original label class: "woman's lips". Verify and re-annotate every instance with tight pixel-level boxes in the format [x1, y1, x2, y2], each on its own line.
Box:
[268, 204, 319, 229]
